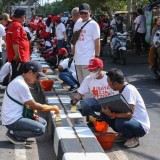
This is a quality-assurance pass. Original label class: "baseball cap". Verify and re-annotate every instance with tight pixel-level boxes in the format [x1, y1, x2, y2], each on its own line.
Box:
[79, 3, 90, 13]
[14, 8, 26, 17]
[0, 13, 12, 21]
[24, 61, 46, 77]
[58, 48, 67, 55]
[85, 58, 103, 70]
[52, 16, 60, 22]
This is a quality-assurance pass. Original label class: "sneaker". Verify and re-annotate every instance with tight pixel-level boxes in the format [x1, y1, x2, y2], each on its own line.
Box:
[115, 134, 127, 143]
[124, 137, 139, 148]
[6, 131, 26, 145]
[67, 86, 78, 93]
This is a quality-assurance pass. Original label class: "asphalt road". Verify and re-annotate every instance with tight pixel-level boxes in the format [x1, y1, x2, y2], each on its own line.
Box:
[103, 52, 160, 160]
[0, 52, 160, 160]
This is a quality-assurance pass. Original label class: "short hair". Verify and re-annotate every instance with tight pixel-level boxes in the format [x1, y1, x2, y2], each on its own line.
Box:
[71, 7, 79, 16]
[137, 8, 143, 15]
[106, 68, 125, 84]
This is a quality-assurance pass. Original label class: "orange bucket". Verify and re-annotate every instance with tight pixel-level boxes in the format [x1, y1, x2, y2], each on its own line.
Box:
[43, 68, 48, 74]
[40, 80, 54, 91]
[96, 132, 116, 150]
[93, 121, 109, 132]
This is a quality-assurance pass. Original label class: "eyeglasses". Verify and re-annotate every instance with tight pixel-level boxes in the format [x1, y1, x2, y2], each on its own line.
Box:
[80, 12, 88, 15]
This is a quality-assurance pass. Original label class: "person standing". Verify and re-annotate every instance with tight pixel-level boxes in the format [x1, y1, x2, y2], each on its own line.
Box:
[6, 8, 30, 80]
[52, 16, 67, 50]
[134, 8, 148, 54]
[72, 3, 100, 84]
[0, 13, 12, 66]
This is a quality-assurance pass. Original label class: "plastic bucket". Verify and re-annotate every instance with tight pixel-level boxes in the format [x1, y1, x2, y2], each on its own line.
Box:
[96, 132, 116, 150]
[40, 80, 54, 91]
[93, 121, 109, 132]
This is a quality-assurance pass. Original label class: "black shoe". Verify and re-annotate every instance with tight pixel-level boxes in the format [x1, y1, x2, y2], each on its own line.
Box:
[67, 86, 78, 93]
[6, 131, 26, 145]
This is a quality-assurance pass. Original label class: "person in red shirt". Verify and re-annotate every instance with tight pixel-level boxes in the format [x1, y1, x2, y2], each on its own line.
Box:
[6, 8, 30, 80]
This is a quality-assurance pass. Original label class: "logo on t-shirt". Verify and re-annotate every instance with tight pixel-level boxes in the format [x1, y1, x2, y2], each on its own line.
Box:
[79, 30, 86, 41]
[91, 86, 114, 98]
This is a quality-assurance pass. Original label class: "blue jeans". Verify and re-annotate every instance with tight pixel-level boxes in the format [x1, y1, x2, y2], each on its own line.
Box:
[59, 72, 78, 87]
[80, 98, 101, 118]
[6, 117, 47, 139]
[101, 112, 146, 139]
[57, 39, 65, 49]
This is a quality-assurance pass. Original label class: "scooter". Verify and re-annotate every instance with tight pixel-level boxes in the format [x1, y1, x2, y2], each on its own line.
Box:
[112, 32, 128, 65]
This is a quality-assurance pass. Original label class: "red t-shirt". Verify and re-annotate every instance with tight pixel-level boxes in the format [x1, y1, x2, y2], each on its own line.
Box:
[6, 20, 30, 62]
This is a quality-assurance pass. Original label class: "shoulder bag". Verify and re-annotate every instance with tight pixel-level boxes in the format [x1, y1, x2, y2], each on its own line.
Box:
[6, 87, 34, 119]
[71, 19, 92, 45]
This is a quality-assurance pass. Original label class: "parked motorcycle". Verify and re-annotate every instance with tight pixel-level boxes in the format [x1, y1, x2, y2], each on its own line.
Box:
[111, 32, 128, 65]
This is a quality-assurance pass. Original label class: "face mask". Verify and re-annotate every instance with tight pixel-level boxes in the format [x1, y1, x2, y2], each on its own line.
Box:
[90, 69, 100, 79]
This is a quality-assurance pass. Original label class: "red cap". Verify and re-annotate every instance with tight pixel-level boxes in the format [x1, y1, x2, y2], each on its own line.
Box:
[58, 48, 67, 55]
[47, 15, 52, 18]
[52, 16, 60, 22]
[85, 58, 103, 70]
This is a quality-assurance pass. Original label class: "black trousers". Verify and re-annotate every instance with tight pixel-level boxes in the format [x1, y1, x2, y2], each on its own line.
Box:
[11, 60, 24, 80]
[134, 32, 148, 52]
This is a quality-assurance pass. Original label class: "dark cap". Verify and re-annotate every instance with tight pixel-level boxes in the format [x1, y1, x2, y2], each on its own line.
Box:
[0, 13, 12, 21]
[24, 61, 45, 77]
[79, 3, 90, 13]
[14, 8, 26, 17]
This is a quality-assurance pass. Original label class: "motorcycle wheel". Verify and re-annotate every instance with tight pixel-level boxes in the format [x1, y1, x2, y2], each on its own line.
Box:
[120, 50, 127, 65]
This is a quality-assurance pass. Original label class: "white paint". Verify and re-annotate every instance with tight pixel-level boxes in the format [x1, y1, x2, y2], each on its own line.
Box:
[62, 152, 86, 160]
[15, 145, 27, 160]
[75, 127, 95, 138]
[86, 152, 110, 160]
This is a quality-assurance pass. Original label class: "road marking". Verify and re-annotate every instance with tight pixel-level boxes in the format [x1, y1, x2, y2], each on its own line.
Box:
[15, 145, 27, 160]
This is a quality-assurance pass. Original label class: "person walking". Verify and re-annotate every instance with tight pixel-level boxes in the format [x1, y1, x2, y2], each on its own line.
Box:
[72, 3, 100, 84]
[6, 8, 30, 80]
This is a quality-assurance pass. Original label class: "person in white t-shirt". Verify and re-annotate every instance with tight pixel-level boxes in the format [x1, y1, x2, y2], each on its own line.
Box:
[72, 3, 100, 84]
[70, 58, 115, 120]
[0, 13, 12, 66]
[0, 62, 11, 86]
[52, 16, 67, 49]
[102, 68, 150, 148]
[58, 56, 79, 92]
[134, 8, 148, 53]
[2, 61, 59, 145]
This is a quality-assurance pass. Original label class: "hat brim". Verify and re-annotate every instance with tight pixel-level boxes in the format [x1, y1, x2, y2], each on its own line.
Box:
[79, 10, 89, 13]
[85, 66, 97, 70]
[38, 72, 46, 77]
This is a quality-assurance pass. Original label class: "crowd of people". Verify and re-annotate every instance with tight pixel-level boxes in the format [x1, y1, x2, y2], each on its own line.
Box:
[0, 3, 151, 150]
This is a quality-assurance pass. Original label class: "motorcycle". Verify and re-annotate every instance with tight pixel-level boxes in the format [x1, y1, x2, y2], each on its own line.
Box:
[111, 31, 128, 65]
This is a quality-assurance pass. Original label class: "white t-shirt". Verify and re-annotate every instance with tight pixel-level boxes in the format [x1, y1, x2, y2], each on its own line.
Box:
[2, 76, 33, 125]
[45, 23, 53, 33]
[134, 15, 147, 33]
[0, 24, 6, 52]
[78, 73, 116, 99]
[0, 62, 11, 82]
[59, 58, 77, 80]
[73, 18, 100, 65]
[55, 23, 66, 40]
[122, 84, 150, 133]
